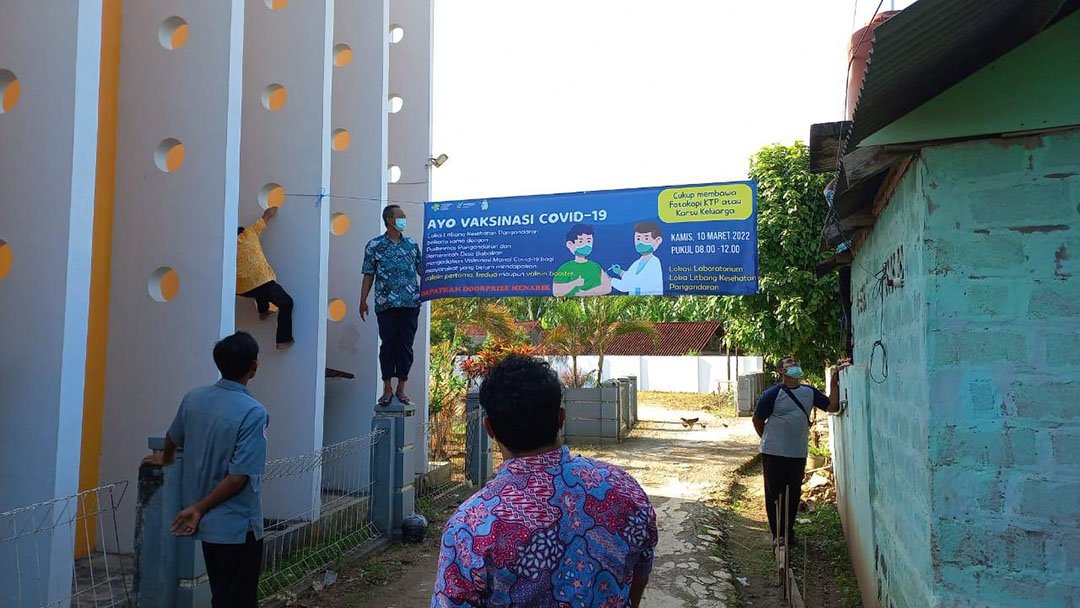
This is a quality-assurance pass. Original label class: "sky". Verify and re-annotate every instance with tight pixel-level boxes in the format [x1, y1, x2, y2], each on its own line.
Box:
[430, 0, 917, 202]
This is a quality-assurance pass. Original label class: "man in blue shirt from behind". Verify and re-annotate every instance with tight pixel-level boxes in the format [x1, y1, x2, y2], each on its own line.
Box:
[144, 331, 269, 607]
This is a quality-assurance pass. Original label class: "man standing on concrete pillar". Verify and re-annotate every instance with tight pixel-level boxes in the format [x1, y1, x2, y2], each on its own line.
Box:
[752, 356, 839, 545]
[360, 204, 423, 406]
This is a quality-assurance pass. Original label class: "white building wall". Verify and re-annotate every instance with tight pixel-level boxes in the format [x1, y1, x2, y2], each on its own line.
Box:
[324, 0, 390, 454]
[541, 355, 765, 394]
[99, 0, 246, 551]
[238, 0, 334, 518]
[0, 2, 102, 602]
[389, 0, 433, 477]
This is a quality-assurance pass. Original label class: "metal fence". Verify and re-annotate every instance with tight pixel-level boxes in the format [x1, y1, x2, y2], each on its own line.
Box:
[418, 403, 480, 507]
[0, 481, 133, 608]
[258, 429, 387, 599]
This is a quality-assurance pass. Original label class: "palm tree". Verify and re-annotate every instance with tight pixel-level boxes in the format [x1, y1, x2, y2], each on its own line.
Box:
[584, 298, 658, 382]
[544, 298, 658, 385]
[431, 298, 517, 346]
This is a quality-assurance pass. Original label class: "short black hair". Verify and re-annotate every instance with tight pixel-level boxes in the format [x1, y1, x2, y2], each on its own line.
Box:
[213, 332, 259, 381]
[565, 224, 593, 243]
[382, 204, 402, 224]
[634, 221, 662, 238]
[479, 355, 562, 453]
[237, 226, 245, 235]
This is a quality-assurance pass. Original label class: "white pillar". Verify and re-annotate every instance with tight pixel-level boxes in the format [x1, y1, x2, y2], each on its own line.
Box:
[324, 0, 390, 460]
[100, 0, 245, 550]
[0, 1, 102, 604]
[389, 0, 433, 478]
[239, 0, 334, 519]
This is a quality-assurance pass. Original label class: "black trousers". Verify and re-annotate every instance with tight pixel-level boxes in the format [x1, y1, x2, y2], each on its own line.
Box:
[201, 531, 263, 608]
[376, 306, 420, 381]
[762, 453, 806, 540]
[240, 280, 294, 344]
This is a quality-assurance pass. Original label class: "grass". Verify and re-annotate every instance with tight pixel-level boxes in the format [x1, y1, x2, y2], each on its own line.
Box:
[791, 504, 863, 607]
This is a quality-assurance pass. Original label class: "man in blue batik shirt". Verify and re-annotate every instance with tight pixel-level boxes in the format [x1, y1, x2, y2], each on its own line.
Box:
[144, 331, 269, 608]
[360, 204, 423, 406]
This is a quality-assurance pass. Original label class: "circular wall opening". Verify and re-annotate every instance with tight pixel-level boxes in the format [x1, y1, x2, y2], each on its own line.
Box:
[389, 25, 404, 44]
[0, 240, 11, 280]
[389, 95, 403, 114]
[332, 128, 351, 152]
[261, 84, 287, 112]
[328, 298, 347, 322]
[149, 267, 179, 302]
[1, 70, 22, 114]
[333, 44, 353, 68]
[331, 212, 350, 236]
[258, 183, 286, 209]
[388, 165, 401, 183]
[159, 17, 190, 51]
[154, 138, 186, 173]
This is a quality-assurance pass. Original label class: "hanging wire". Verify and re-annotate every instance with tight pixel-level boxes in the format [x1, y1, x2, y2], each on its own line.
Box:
[868, 261, 890, 383]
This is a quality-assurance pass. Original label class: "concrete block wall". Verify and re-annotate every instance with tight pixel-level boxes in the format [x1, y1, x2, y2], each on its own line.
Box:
[921, 131, 1080, 607]
[836, 130, 1080, 608]
[838, 155, 935, 608]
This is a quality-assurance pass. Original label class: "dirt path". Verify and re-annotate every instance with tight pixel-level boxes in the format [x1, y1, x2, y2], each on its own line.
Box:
[573, 404, 758, 608]
[298, 400, 759, 608]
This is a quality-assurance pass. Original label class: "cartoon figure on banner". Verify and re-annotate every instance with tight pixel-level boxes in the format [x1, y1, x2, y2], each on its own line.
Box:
[610, 221, 664, 296]
[552, 224, 612, 297]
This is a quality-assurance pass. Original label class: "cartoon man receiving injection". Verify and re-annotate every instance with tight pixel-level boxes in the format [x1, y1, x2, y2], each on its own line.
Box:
[552, 224, 612, 297]
[610, 221, 664, 295]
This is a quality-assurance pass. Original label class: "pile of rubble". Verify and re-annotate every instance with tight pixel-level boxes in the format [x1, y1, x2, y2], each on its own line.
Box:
[801, 464, 836, 512]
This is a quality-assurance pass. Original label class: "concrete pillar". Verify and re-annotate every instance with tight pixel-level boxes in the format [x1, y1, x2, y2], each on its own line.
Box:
[465, 393, 492, 485]
[371, 402, 417, 537]
[238, 0, 334, 520]
[135, 437, 210, 608]
[627, 375, 639, 426]
[0, 1, 101, 603]
[324, 0, 390, 456]
[388, 0, 433, 479]
[99, 0, 246, 549]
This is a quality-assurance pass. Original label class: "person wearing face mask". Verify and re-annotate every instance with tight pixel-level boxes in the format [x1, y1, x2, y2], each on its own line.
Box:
[360, 204, 423, 406]
[752, 356, 839, 545]
[610, 221, 665, 295]
[552, 223, 612, 297]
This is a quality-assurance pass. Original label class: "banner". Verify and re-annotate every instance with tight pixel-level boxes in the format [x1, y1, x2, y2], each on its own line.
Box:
[420, 181, 758, 300]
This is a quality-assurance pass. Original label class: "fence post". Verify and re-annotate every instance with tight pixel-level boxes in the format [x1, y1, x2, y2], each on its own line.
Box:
[626, 375, 638, 426]
[465, 392, 492, 485]
[372, 400, 417, 539]
[136, 436, 211, 608]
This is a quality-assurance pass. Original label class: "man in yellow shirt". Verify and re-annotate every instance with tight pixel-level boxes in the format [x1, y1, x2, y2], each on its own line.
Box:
[237, 207, 294, 349]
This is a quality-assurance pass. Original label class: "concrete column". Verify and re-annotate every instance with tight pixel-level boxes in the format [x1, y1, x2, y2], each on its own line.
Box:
[238, 0, 334, 519]
[0, 1, 101, 604]
[627, 375, 639, 426]
[324, 0, 390, 455]
[372, 402, 417, 537]
[135, 438, 210, 608]
[388, 0, 433, 479]
[465, 393, 492, 485]
[100, 0, 246, 549]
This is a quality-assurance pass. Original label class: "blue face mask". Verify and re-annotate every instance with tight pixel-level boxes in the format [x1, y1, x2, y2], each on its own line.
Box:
[394, 218, 407, 231]
[636, 242, 655, 254]
[574, 245, 592, 256]
[785, 365, 804, 379]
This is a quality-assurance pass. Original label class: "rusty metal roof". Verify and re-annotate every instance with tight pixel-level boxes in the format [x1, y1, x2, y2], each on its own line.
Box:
[847, 0, 1079, 150]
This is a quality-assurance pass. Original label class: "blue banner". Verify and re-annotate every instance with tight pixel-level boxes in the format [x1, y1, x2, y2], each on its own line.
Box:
[421, 181, 758, 300]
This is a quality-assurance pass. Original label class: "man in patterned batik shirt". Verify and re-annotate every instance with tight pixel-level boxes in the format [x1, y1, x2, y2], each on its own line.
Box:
[432, 356, 658, 607]
[360, 204, 423, 406]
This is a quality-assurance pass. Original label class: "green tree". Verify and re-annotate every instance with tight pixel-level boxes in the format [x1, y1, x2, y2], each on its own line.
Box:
[718, 142, 843, 369]
[430, 298, 517, 349]
[544, 298, 658, 385]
